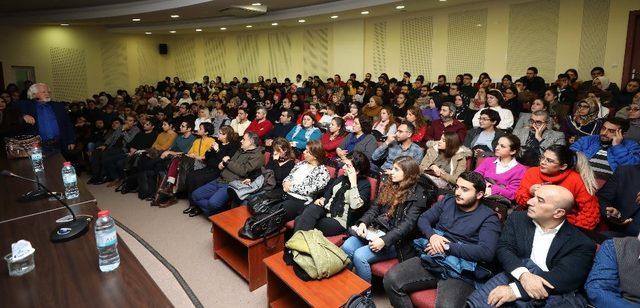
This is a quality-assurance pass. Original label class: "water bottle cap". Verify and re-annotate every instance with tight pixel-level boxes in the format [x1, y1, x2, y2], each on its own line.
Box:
[63, 162, 71, 167]
[97, 210, 110, 218]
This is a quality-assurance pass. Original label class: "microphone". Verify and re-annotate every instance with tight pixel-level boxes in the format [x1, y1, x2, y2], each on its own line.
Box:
[2, 170, 50, 202]
[2, 169, 90, 242]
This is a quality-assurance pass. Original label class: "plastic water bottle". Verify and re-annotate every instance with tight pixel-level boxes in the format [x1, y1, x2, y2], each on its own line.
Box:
[30, 144, 44, 173]
[95, 210, 120, 272]
[61, 162, 79, 199]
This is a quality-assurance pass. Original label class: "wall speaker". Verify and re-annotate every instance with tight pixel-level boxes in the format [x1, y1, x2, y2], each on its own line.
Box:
[159, 43, 168, 55]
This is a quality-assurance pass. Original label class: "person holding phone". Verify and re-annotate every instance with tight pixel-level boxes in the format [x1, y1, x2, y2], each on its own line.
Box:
[294, 151, 372, 236]
[420, 131, 471, 190]
[341, 156, 428, 297]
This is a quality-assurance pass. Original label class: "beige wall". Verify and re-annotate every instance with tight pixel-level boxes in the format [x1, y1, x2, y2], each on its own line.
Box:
[1, 0, 638, 101]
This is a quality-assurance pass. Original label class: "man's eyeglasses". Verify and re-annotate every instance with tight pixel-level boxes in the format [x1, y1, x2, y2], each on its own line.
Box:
[529, 119, 545, 126]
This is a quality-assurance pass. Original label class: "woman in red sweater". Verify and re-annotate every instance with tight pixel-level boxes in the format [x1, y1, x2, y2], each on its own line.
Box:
[321, 117, 347, 162]
[515, 144, 600, 230]
[406, 106, 428, 144]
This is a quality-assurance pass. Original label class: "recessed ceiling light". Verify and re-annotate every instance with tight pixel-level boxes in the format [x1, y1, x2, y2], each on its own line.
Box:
[396, 5, 405, 9]
[246, 25, 252, 28]
[195, 28, 203, 32]
[220, 27, 227, 30]
[145, 32, 152, 35]
[298, 19, 306, 23]
[330, 15, 339, 19]
[476, 23, 482, 27]
[60, 23, 69, 26]
[170, 15, 180, 18]
[251, 2, 261, 5]
[132, 18, 141, 22]
[271, 22, 278, 26]
[361, 11, 369, 15]
[439, 0, 446, 1]
[170, 30, 176, 33]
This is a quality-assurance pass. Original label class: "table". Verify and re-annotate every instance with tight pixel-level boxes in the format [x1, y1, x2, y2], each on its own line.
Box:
[210, 205, 285, 291]
[0, 154, 96, 224]
[263, 251, 371, 308]
[0, 154, 172, 307]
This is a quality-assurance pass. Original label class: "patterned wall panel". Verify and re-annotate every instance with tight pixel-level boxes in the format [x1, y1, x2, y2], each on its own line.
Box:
[507, 0, 560, 81]
[136, 40, 160, 86]
[578, 0, 610, 77]
[173, 39, 196, 81]
[101, 40, 129, 93]
[303, 28, 329, 78]
[446, 9, 488, 79]
[268, 32, 292, 79]
[401, 16, 433, 79]
[49, 47, 87, 101]
[236, 35, 260, 80]
[372, 22, 387, 77]
[203, 37, 227, 79]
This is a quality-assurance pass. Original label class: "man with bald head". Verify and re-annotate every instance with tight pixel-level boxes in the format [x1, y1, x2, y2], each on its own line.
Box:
[467, 185, 596, 307]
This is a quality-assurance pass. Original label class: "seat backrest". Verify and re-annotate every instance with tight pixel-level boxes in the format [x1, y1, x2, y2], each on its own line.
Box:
[367, 176, 379, 202]
[264, 151, 271, 165]
[326, 166, 337, 178]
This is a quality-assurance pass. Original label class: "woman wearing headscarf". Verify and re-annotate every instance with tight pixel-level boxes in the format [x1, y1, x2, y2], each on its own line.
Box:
[563, 97, 603, 144]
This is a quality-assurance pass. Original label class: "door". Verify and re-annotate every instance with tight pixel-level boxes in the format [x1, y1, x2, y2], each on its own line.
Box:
[622, 10, 640, 86]
[11, 66, 36, 91]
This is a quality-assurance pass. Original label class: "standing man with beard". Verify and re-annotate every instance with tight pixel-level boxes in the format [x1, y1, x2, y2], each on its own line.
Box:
[17, 83, 76, 154]
[383, 171, 501, 308]
[570, 117, 640, 180]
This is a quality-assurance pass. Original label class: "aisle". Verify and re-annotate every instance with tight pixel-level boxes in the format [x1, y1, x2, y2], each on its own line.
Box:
[85, 178, 391, 307]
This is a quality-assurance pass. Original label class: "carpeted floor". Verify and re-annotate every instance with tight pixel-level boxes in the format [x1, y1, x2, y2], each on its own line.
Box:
[85, 178, 392, 308]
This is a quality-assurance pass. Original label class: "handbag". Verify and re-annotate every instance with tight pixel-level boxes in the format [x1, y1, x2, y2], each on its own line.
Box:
[246, 193, 285, 215]
[238, 207, 286, 241]
[4, 135, 41, 159]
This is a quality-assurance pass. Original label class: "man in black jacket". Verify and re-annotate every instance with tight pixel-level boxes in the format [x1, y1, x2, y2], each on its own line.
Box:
[597, 164, 640, 237]
[467, 185, 596, 307]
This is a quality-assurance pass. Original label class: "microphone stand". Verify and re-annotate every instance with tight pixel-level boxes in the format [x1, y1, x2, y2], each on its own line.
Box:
[17, 171, 49, 202]
[2, 170, 90, 242]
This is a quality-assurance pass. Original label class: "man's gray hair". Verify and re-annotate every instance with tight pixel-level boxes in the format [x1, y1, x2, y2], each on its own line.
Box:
[532, 110, 550, 120]
[245, 131, 260, 147]
[27, 83, 48, 100]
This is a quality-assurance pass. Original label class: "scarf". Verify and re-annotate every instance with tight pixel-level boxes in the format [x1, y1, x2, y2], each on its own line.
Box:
[328, 178, 352, 217]
[345, 133, 365, 153]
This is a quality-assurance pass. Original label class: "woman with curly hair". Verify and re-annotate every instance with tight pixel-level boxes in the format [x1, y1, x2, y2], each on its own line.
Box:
[341, 156, 429, 292]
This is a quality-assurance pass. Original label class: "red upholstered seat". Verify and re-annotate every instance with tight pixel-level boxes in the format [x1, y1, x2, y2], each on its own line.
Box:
[327, 166, 337, 178]
[410, 289, 437, 308]
[371, 258, 399, 277]
[327, 234, 346, 246]
[285, 220, 295, 229]
[264, 151, 271, 165]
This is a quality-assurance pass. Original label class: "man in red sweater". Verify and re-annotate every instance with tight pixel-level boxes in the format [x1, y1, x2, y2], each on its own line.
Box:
[245, 106, 273, 139]
[426, 102, 467, 142]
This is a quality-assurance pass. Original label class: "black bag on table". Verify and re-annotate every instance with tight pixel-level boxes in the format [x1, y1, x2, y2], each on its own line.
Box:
[238, 207, 286, 240]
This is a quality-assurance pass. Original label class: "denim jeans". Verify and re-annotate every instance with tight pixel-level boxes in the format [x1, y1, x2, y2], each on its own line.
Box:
[190, 180, 230, 215]
[383, 256, 475, 308]
[341, 235, 396, 283]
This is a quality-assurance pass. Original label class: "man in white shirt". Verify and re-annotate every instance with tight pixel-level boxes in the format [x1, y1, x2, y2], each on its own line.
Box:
[466, 185, 596, 307]
[230, 108, 250, 136]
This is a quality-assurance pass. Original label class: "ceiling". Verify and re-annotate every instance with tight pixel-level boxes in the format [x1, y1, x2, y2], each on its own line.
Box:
[0, 0, 480, 34]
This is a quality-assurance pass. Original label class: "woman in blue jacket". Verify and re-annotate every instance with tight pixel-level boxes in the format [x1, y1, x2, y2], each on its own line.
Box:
[286, 111, 321, 153]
